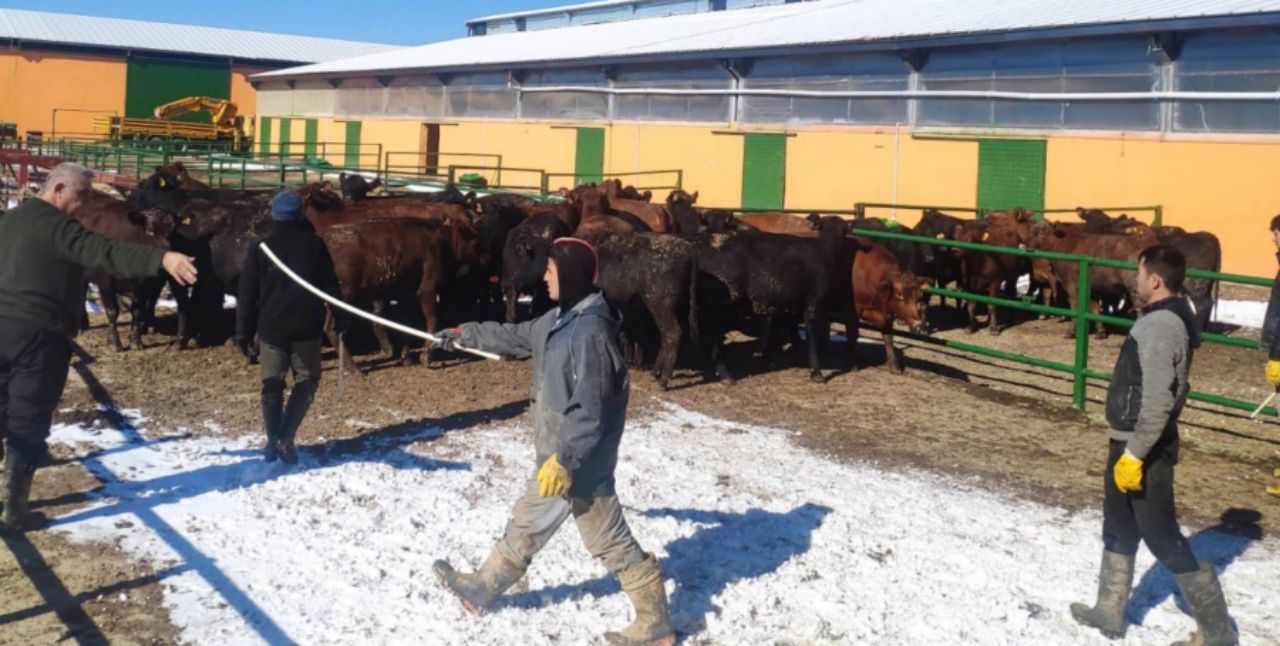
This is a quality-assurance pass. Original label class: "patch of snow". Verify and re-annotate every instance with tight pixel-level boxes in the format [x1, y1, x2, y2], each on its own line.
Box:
[1213, 299, 1267, 330]
[47, 404, 1279, 645]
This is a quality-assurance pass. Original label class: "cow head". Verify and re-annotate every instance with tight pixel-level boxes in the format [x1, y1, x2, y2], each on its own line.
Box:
[297, 182, 343, 212]
[141, 209, 177, 247]
[986, 208, 1033, 245]
[890, 273, 931, 334]
[703, 209, 736, 234]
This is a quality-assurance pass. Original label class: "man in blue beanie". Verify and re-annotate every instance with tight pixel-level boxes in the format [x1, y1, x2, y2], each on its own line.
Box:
[236, 191, 349, 463]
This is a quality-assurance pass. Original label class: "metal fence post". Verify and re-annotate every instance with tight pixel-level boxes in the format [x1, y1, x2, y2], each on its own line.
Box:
[1072, 258, 1093, 410]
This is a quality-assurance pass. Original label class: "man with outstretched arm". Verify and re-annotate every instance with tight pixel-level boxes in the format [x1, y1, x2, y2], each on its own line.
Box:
[1071, 245, 1237, 645]
[431, 237, 675, 646]
[0, 162, 198, 533]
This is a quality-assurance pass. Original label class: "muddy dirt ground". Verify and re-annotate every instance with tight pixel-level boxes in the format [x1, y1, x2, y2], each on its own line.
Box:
[2, 304, 1277, 643]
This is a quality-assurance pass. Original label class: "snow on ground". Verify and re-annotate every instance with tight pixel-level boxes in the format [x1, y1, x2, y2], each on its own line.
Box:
[1213, 299, 1267, 330]
[47, 404, 1278, 645]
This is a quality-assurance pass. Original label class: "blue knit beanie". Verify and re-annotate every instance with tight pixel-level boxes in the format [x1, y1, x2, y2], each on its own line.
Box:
[271, 191, 304, 221]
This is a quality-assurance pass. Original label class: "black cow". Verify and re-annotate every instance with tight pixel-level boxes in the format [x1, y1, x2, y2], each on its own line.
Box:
[850, 215, 924, 277]
[339, 173, 383, 202]
[911, 209, 968, 308]
[501, 213, 573, 322]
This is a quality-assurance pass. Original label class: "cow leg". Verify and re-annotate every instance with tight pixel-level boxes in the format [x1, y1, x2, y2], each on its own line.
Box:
[883, 323, 903, 374]
[649, 302, 682, 391]
[503, 283, 518, 324]
[988, 286, 1002, 336]
[370, 301, 396, 360]
[418, 285, 440, 369]
[1093, 300, 1109, 340]
[965, 297, 979, 334]
[99, 283, 125, 352]
[847, 314, 863, 369]
[804, 303, 824, 383]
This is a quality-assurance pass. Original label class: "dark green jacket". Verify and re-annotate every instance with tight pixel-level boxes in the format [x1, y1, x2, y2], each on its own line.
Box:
[0, 198, 165, 337]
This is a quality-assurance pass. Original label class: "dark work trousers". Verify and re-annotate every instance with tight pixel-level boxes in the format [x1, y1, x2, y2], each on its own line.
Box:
[1102, 439, 1199, 575]
[0, 317, 72, 465]
[259, 339, 322, 444]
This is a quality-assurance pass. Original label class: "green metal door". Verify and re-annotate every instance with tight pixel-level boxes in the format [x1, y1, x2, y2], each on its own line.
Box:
[125, 57, 230, 121]
[741, 133, 787, 210]
[344, 121, 362, 169]
[304, 119, 319, 160]
[976, 139, 1046, 216]
[574, 127, 605, 185]
[259, 117, 272, 156]
[278, 118, 292, 158]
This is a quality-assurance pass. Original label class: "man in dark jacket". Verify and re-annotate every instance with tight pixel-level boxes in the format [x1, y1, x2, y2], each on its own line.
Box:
[236, 191, 347, 464]
[1260, 214, 1280, 496]
[1072, 245, 1237, 646]
[0, 163, 198, 532]
[431, 238, 675, 646]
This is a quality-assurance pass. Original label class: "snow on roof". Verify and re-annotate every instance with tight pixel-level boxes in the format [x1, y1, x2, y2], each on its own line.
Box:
[257, 0, 1280, 80]
[0, 8, 398, 64]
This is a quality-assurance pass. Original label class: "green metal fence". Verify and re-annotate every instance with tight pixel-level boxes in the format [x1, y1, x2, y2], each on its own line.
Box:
[850, 227, 1273, 417]
[853, 202, 1165, 226]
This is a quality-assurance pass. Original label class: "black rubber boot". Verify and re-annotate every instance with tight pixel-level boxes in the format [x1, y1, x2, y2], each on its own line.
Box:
[2, 449, 48, 533]
[1172, 562, 1238, 646]
[605, 555, 677, 646]
[277, 380, 317, 465]
[1070, 550, 1135, 639]
[433, 548, 526, 616]
[261, 389, 284, 463]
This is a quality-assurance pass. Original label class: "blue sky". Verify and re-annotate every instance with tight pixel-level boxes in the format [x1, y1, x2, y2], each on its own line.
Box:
[1, 0, 558, 45]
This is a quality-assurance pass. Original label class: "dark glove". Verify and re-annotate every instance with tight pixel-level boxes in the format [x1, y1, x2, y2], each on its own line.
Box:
[433, 327, 463, 352]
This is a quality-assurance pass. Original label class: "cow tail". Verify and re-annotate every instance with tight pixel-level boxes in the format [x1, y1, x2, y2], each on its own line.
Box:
[687, 254, 700, 345]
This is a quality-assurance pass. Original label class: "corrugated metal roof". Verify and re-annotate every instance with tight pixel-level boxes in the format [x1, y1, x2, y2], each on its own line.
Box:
[0, 9, 397, 64]
[467, 0, 680, 24]
[259, 0, 1280, 79]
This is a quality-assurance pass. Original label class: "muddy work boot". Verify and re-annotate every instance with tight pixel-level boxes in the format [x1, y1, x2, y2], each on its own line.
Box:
[276, 380, 317, 465]
[1172, 562, 1238, 646]
[261, 393, 283, 463]
[433, 548, 525, 616]
[605, 555, 676, 646]
[2, 449, 48, 533]
[1070, 550, 1135, 639]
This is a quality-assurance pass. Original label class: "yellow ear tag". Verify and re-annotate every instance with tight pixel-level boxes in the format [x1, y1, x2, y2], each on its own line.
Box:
[158, 177, 166, 188]
[181, 216, 192, 225]
[935, 233, 946, 239]
[982, 230, 991, 241]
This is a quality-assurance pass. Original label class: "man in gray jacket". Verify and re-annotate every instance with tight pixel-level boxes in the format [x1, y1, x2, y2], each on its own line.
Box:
[431, 238, 674, 646]
[1072, 245, 1236, 645]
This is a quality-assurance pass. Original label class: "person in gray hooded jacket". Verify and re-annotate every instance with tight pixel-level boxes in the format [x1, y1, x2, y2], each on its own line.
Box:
[431, 237, 675, 646]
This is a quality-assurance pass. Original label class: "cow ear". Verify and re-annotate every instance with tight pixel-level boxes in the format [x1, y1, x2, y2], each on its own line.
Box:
[691, 191, 699, 202]
[321, 180, 333, 190]
[157, 177, 167, 188]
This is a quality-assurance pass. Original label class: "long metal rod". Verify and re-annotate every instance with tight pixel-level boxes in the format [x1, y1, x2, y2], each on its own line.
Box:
[257, 243, 503, 362]
[517, 85, 1280, 102]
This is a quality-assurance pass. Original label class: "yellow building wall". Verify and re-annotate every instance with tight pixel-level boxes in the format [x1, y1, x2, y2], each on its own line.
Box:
[438, 121, 577, 190]
[1045, 137, 1280, 276]
[230, 67, 264, 117]
[607, 123, 744, 208]
[0, 50, 127, 137]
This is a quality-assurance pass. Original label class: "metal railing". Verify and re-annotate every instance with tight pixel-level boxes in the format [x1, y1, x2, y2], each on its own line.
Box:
[543, 169, 684, 194]
[383, 151, 502, 183]
[850, 226, 1273, 417]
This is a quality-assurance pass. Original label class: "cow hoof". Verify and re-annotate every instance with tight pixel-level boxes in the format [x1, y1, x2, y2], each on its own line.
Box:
[809, 372, 825, 384]
[989, 328, 1001, 337]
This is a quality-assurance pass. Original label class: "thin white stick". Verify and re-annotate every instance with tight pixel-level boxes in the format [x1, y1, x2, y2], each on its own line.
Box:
[258, 242, 502, 362]
[338, 336, 346, 399]
[1250, 391, 1277, 421]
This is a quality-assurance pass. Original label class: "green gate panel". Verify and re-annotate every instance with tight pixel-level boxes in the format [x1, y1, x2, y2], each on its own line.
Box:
[125, 57, 230, 121]
[304, 119, 319, 160]
[344, 121, 362, 169]
[259, 117, 272, 156]
[278, 118, 292, 158]
[574, 127, 605, 185]
[741, 133, 787, 210]
[976, 139, 1047, 216]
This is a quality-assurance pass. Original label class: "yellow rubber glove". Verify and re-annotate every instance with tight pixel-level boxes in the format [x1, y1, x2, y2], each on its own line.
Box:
[536, 454, 572, 498]
[1267, 360, 1280, 386]
[1114, 452, 1144, 493]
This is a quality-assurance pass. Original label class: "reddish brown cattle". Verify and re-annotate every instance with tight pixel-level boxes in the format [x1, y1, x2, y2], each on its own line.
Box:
[600, 178, 651, 202]
[952, 221, 1027, 335]
[608, 196, 673, 233]
[850, 238, 930, 374]
[738, 212, 822, 236]
[71, 190, 173, 351]
[299, 182, 475, 233]
[322, 217, 486, 370]
[571, 189, 651, 237]
[1028, 220, 1157, 338]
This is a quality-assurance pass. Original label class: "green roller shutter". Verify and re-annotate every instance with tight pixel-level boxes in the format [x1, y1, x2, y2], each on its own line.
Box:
[344, 121, 362, 169]
[278, 117, 292, 158]
[304, 119, 319, 160]
[125, 57, 230, 121]
[741, 133, 787, 210]
[574, 127, 605, 185]
[259, 117, 272, 156]
[977, 139, 1046, 217]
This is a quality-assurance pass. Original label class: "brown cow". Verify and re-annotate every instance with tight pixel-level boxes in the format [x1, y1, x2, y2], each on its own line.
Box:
[953, 221, 1027, 335]
[571, 189, 651, 237]
[1028, 220, 1157, 338]
[299, 182, 476, 233]
[738, 212, 822, 235]
[608, 196, 673, 233]
[850, 238, 930, 374]
[71, 190, 173, 351]
[600, 178, 652, 202]
[322, 217, 486, 370]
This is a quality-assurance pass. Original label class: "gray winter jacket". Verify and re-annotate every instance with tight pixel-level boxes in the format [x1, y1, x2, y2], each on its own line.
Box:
[459, 292, 629, 497]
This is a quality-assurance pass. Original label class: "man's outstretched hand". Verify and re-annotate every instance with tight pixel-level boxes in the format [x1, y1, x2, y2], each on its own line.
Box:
[162, 252, 198, 286]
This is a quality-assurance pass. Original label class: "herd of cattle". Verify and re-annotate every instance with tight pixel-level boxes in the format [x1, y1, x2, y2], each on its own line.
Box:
[39, 162, 1223, 387]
